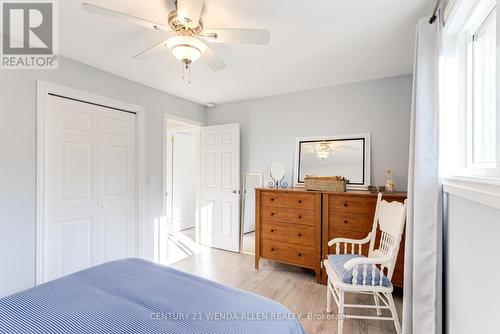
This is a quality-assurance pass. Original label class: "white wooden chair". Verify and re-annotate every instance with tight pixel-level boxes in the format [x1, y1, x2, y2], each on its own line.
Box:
[324, 193, 407, 334]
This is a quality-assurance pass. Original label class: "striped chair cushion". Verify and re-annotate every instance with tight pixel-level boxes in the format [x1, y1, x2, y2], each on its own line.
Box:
[327, 254, 392, 287]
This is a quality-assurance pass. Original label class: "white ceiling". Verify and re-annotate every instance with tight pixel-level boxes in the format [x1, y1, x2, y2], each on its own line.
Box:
[60, 0, 434, 105]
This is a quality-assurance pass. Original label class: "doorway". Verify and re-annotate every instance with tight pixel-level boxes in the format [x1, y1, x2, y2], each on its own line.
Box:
[163, 116, 202, 264]
[160, 119, 243, 263]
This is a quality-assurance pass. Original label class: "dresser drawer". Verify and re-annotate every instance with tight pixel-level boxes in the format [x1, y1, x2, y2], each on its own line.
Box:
[261, 220, 315, 246]
[329, 214, 373, 234]
[261, 206, 288, 221]
[286, 208, 315, 225]
[261, 192, 289, 207]
[285, 194, 315, 209]
[261, 192, 315, 209]
[330, 196, 376, 216]
[261, 239, 316, 268]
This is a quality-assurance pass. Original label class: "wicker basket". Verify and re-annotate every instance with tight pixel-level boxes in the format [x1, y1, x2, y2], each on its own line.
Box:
[304, 176, 347, 192]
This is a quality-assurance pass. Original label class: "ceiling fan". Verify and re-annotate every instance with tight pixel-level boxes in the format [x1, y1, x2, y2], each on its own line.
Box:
[82, 0, 271, 83]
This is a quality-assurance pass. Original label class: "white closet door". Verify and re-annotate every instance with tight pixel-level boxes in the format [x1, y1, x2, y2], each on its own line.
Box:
[44, 95, 136, 282]
[99, 107, 136, 262]
[200, 124, 240, 252]
[45, 96, 100, 281]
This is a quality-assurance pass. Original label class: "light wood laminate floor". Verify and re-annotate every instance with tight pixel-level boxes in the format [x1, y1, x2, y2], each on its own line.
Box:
[169, 245, 403, 334]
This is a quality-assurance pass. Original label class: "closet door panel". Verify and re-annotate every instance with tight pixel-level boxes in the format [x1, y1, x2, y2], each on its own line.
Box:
[45, 96, 100, 282]
[43, 95, 136, 283]
[99, 109, 136, 262]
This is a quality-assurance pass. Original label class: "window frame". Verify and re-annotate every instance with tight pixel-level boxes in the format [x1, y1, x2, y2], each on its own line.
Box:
[441, 0, 500, 180]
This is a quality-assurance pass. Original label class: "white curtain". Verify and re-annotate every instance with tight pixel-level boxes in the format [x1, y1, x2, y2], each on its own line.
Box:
[403, 16, 443, 334]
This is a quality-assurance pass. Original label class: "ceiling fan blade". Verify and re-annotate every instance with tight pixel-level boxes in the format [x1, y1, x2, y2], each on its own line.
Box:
[82, 2, 172, 33]
[176, 0, 204, 28]
[201, 28, 270, 45]
[200, 44, 226, 71]
[133, 40, 168, 59]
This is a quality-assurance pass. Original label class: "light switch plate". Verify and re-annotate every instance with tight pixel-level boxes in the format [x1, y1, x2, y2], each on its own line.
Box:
[148, 176, 157, 187]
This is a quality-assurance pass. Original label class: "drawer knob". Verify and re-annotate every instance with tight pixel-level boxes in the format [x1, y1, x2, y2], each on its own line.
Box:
[343, 202, 348, 207]
[298, 233, 302, 237]
[298, 253, 302, 257]
[298, 215, 302, 219]
[298, 200, 302, 204]
[344, 220, 348, 224]
[270, 229, 275, 233]
[271, 248, 275, 252]
[270, 198, 275, 201]
[270, 212, 275, 216]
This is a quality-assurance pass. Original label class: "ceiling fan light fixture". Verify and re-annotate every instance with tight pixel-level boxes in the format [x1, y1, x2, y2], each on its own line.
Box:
[166, 36, 205, 63]
[82, 2, 270, 83]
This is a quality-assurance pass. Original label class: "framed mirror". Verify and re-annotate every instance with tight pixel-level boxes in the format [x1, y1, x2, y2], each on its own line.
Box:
[240, 172, 263, 255]
[293, 133, 371, 189]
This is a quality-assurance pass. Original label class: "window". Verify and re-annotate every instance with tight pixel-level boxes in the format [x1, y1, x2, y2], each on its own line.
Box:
[471, 9, 496, 166]
[441, 0, 499, 178]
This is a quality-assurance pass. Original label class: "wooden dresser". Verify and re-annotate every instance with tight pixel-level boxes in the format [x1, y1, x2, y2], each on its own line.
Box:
[255, 188, 322, 282]
[255, 188, 407, 287]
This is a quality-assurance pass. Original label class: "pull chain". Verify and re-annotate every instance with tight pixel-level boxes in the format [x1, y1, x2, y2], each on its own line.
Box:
[181, 60, 192, 84]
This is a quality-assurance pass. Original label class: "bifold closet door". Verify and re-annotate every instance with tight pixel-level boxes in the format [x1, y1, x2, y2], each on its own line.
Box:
[43, 95, 136, 283]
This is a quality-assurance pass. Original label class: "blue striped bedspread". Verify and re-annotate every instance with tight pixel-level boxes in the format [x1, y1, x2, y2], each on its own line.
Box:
[0, 259, 305, 334]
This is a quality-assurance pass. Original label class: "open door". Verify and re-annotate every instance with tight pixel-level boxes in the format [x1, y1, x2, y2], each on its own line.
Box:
[200, 124, 240, 252]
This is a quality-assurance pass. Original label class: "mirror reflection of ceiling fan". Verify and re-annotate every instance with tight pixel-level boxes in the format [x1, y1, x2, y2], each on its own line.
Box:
[82, 0, 271, 83]
[311, 141, 357, 161]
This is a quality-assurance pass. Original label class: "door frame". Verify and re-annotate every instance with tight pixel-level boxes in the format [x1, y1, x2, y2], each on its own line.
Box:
[36, 80, 146, 285]
[162, 114, 203, 246]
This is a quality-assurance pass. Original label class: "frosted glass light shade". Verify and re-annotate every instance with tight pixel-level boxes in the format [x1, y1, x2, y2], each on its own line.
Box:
[166, 36, 205, 63]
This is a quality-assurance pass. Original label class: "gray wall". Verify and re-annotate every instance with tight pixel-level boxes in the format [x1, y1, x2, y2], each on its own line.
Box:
[0, 56, 205, 297]
[207, 75, 412, 190]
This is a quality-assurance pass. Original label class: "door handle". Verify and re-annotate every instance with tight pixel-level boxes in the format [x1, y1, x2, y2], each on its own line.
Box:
[232, 190, 240, 194]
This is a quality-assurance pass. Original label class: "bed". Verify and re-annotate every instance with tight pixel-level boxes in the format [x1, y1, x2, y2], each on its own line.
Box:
[0, 259, 305, 334]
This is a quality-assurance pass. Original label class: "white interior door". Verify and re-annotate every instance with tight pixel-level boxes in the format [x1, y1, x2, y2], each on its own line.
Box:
[44, 95, 136, 282]
[200, 124, 240, 252]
